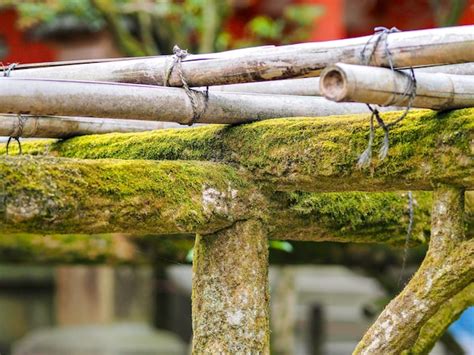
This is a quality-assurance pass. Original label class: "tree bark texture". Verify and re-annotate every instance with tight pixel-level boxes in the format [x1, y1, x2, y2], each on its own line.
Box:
[354, 186, 473, 354]
[192, 219, 270, 354]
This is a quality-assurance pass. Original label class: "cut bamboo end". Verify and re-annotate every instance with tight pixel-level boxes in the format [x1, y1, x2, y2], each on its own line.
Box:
[320, 63, 474, 110]
[320, 65, 349, 102]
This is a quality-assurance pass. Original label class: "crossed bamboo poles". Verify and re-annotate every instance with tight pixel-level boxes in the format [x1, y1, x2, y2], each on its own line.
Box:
[1, 25, 474, 138]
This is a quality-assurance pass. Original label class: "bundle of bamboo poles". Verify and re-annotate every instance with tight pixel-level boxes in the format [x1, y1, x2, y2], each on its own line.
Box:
[1, 25, 474, 139]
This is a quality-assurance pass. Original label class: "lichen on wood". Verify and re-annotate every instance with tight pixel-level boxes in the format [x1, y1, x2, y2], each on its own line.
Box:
[0, 156, 260, 235]
[409, 283, 474, 355]
[354, 185, 473, 354]
[6, 108, 473, 192]
[192, 219, 270, 354]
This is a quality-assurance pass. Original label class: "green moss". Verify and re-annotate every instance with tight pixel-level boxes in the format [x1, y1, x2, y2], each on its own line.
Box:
[409, 283, 474, 355]
[285, 191, 432, 244]
[0, 156, 255, 235]
[7, 108, 473, 191]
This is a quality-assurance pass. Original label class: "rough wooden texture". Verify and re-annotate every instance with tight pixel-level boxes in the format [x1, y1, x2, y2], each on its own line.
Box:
[0, 78, 370, 125]
[354, 186, 473, 354]
[192, 220, 270, 354]
[10, 109, 473, 192]
[410, 283, 474, 355]
[267, 191, 434, 245]
[0, 115, 165, 138]
[0, 191, 440, 247]
[4, 26, 474, 87]
[0, 156, 260, 235]
[321, 63, 474, 110]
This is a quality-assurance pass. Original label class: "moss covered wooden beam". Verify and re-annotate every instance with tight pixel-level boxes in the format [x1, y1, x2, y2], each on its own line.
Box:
[192, 220, 270, 353]
[354, 185, 473, 354]
[268, 191, 434, 245]
[9, 109, 473, 192]
[0, 156, 262, 235]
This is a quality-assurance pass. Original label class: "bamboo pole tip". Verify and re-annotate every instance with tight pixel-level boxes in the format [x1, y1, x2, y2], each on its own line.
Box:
[320, 65, 349, 102]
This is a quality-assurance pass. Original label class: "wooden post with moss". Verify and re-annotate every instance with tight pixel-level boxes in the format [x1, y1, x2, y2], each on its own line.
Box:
[192, 220, 270, 354]
[0, 110, 472, 353]
[354, 185, 473, 354]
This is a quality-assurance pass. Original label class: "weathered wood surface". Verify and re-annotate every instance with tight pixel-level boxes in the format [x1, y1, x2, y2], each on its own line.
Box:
[0, 115, 165, 138]
[0, 78, 371, 124]
[355, 186, 473, 354]
[321, 63, 474, 110]
[0, 155, 440, 242]
[9, 109, 473, 192]
[411, 283, 474, 354]
[3, 26, 474, 87]
[192, 220, 270, 353]
[208, 62, 474, 97]
[0, 157, 261, 235]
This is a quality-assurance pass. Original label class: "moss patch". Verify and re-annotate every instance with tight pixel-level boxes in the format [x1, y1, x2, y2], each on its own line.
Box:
[7, 108, 473, 191]
[0, 156, 256, 235]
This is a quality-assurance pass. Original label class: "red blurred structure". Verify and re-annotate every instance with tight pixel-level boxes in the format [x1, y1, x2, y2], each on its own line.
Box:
[0, 0, 473, 64]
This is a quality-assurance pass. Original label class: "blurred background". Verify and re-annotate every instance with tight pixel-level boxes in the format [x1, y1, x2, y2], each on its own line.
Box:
[0, 1, 473, 354]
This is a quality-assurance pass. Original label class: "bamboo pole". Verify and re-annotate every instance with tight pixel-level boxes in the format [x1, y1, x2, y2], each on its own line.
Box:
[3, 26, 474, 87]
[320, 63, 474, 110]
[0, 78, 376, 125]
[208, 62, 474, 96]
[0, 115, 165, 138]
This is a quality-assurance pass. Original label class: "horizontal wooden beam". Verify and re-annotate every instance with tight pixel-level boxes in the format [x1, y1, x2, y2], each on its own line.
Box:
[10, 109, 473, 192]
[1, 155, 472, 241]
[0, 157, 259, 235]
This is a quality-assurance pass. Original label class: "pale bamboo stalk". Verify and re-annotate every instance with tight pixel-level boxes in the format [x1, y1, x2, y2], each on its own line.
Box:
[208, 62, 474, 96]
[0, 78, 379, 125]
[3, 26, 474, 87]
[0, 115, 165, 138]
[320, 63, 474, 110]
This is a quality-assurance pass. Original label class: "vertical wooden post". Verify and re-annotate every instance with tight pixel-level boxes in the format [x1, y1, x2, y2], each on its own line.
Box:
[192, 220, 270, 354]
[354, 185, 471, 354]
